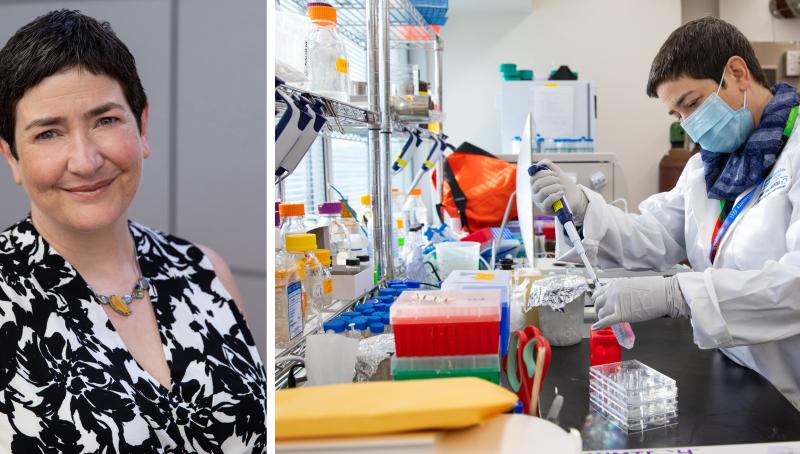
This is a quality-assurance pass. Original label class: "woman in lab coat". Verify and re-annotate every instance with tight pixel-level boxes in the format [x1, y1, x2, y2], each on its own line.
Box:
[531, 16, 800, 410]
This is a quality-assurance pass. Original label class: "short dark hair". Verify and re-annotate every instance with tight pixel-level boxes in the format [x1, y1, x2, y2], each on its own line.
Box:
[0, 9, 147, 158]
[646, 16, 768, 98]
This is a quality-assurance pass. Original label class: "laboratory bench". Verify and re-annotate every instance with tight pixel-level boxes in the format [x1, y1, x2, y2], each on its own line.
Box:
[539, 317, 800, 450]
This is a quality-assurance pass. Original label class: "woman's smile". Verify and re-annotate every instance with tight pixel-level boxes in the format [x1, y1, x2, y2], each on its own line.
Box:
[62, 176, 116, 201]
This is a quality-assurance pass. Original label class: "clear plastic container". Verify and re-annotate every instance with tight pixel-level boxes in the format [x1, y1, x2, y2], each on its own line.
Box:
[402, 188, 428, 229]
[348, 317, 369, 339]
[314, 249, 334, 310]
[391, 63, 419, 96]
[316, 201, 352, 266]
[305, 4, 349, 102]
[391, 289, 502, 357]
[357, 194, 374, 230]
[357, 194, 375, 260]
[391, 354, 500, 384]
[340, 202, 370, 261]
[276, 250, 304, 348]
[279, 203, 306, 245]
[285, 234, 326, 330]
[589, 360, 678, 432]
[434, 241, 480, 281]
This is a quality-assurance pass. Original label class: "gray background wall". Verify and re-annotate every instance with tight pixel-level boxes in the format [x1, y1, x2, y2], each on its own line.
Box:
[0, 0, 267, 358]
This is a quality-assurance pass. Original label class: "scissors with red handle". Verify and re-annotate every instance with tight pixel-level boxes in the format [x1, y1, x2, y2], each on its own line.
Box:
[503, 326, 552, 416]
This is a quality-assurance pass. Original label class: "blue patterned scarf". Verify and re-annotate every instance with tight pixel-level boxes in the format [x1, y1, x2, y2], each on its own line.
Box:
[702, 82, 800, 200]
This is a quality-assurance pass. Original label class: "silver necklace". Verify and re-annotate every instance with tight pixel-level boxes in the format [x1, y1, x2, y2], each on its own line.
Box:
[90, 244, 150, 317]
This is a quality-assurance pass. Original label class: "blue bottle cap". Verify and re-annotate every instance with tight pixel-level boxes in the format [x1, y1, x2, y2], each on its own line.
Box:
[374, 304, 390, 312]
[378, 288, 396, 296]
[379, 312, 391, 324]
[375, 295, 393, 303]
[353, 317, 368, 330]
[355, 304, 375, 314]
[365, 298, 381, 304]
[323, 318, 346, 333]
[369, 322, 385, 334]
[387, 279, 405, 286]
[342, 311, 361, 319]
[404, 281, 421, 289]
[366, 315, 381, 323]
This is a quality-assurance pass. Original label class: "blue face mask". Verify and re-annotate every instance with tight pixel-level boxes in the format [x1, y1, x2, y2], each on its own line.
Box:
[680, 71, 754, 153]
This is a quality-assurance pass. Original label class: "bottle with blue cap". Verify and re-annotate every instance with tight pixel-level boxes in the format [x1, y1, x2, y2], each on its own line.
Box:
[323, 317, 346, 334]
[377, 312, 392, 333]
[369, 321, 385, 336]
[347, 316, 369, 339]
[375, 295, 394, 305]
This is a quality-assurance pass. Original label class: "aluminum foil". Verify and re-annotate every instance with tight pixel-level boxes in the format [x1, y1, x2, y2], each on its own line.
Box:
[528, 274, 590, 312]
[354, 334, 395, 382]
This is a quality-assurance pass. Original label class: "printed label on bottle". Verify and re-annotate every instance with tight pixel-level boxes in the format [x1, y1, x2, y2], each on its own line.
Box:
[287, 281, 303, 340]
[336, 58, 348, 74]
[312, 283, 324, 298]
[323, 278, 333, 295]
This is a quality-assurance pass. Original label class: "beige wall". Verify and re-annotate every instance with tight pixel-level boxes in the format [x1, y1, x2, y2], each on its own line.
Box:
[682, 0, 719, 22]
[441, 0, 681, 209]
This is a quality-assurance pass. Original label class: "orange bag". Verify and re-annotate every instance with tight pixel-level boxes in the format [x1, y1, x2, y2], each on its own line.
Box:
[436, 142, 517, 232]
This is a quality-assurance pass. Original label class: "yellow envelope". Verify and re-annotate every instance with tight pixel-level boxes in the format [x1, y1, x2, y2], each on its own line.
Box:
[276, 377, 518, 440]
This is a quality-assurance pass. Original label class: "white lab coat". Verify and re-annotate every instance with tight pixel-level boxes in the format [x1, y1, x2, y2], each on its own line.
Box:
[556, 124, 800, 411]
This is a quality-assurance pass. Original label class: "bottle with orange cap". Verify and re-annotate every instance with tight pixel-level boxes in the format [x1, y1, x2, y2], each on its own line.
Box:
[305, 3, 349, 102]
[285, 233, 326, 330]
[278, 203, 307, 246]
[276, 245, 303, 348]
[356, 194, 375, 259]
[402, 187, 428, 230]
[339, 201, 369, 261]
[356, 194, 374, 230]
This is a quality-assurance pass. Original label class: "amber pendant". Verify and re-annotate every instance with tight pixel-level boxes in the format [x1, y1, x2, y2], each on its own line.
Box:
[109, 295, 132, 316]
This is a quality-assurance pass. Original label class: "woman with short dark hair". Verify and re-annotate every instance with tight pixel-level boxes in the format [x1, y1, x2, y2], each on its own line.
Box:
[0, 10, 266, 452]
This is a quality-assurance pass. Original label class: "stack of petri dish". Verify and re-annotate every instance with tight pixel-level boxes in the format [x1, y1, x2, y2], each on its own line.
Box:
[589, 360, 678, 432]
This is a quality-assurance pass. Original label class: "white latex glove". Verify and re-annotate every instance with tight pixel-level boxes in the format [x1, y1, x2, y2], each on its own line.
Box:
[530, 159, 588, 224]
[592, 275, 690, 330]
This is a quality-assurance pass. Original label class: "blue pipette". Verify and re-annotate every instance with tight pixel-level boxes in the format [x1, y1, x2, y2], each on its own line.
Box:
[529, 163, 635, 349]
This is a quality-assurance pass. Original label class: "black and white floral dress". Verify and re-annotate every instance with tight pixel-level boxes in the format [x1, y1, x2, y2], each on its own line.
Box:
[0, 218, 267, 453]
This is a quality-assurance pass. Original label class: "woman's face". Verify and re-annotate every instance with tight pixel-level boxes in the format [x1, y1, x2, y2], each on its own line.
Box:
[1, 67, 150, 233]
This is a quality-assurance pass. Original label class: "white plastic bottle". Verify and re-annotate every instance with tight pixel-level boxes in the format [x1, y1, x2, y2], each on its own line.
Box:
[316, 201, 352, 266]
[276, 249, 304, 348]
[285, 234, 326, 331]
[305, 4, 349, 102]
